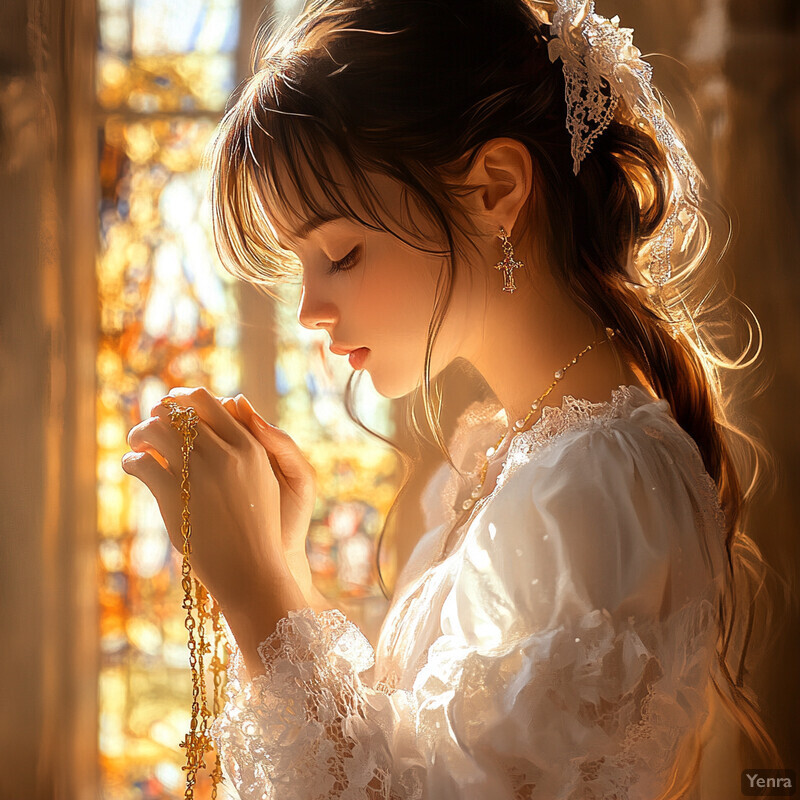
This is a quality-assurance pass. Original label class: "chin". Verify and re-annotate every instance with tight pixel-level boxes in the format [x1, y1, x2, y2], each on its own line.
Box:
[369, 357, 451, 401]
[364, 362, 419, 400]
[371, 377, 417, 401]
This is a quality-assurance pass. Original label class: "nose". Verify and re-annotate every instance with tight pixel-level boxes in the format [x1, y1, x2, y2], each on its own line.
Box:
[296, 281, 337, 332]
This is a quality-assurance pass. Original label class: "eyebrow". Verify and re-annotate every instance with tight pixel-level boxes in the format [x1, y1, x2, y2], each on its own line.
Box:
[278, 212, 344, 249]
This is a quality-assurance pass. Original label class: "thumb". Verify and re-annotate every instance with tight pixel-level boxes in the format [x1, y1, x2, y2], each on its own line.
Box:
[236, 396, 314, 482]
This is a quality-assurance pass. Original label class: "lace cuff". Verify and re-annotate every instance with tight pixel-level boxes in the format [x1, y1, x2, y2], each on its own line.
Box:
[209, 608, 416, 800]
[256, 607, 375, 678]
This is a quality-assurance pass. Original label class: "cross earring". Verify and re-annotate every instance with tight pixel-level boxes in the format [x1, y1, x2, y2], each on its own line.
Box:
[494, 226, 524, 293]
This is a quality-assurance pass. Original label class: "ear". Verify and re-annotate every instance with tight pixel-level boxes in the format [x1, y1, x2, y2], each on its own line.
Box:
[461, 137, 533, 237]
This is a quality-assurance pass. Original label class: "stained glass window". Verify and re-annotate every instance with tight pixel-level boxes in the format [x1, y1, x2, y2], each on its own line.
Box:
[96, 0, 398, 796]
[97, 111, 243, 798]
[96, 0, 239, 113]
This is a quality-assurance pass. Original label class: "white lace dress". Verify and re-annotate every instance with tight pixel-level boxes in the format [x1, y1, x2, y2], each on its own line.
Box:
[210, 385, 729, 800]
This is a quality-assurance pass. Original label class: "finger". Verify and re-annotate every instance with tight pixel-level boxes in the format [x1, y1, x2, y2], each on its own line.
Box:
[121, 451, 180, 543]
[161, 386, 248, 447]
[143, 404, 233, 471]
[149, 400, 192, 440]
[235, 395, 315, 484]
[220, 396, 241, 418]
[220, 394, 283, 478]
[121, 449, 175, 499]
[127, 414, 184, 476]
[153, 395, 240, 422]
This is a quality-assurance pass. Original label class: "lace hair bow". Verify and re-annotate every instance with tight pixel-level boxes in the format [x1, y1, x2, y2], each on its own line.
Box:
[529, 0, 705, 320]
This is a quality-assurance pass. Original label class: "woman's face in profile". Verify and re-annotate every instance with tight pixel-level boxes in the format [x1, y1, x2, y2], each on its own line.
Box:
[264, 159, 486, 399]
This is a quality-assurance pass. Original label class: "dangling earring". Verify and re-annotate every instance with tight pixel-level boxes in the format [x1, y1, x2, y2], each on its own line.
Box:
[494, 225, 525, 293]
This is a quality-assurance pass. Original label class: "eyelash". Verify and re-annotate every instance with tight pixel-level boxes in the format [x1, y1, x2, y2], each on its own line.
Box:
[327, 245, 361, 275]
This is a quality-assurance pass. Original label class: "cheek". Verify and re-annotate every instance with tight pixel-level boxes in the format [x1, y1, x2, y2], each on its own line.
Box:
[360, 239, 441, 334]
[358, 239, 461, 395]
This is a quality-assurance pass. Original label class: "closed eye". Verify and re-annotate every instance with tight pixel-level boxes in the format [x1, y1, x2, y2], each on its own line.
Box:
[328, 244, 361, 275]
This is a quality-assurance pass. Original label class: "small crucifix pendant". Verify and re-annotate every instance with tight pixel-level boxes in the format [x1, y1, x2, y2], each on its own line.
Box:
[494, 227, 524, 293]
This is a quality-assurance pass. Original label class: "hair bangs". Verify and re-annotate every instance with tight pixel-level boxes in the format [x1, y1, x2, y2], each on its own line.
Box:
[208, 73, 447, 303]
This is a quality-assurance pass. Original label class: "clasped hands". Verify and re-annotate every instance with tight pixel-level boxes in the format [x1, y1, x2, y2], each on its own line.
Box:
[121, 386, 316, 627]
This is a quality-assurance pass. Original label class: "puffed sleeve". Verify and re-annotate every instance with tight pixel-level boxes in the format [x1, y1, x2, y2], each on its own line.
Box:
[210, 414, 727, 800]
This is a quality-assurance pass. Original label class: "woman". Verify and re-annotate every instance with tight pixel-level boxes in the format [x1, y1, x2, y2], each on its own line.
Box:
[121, 0, 783, 797]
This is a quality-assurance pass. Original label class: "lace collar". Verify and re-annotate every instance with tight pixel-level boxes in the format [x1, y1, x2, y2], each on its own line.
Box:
[498, 384, 666, 487]
[438, 384, 667, 538]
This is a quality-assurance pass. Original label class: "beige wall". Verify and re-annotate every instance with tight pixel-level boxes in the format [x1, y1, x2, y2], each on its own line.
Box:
[0, 0, 98, 797]
[723, 0, 800, 768]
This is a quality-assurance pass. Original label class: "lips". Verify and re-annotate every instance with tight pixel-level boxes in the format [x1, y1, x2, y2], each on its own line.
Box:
[329, 344, 359, 356]
[348, 347, 369, 369]
[329, 343, 370, 369]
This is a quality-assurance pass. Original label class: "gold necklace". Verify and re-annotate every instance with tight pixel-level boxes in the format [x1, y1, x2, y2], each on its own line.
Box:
[162, 399, 228, 799]
[459, 327, 618, 516]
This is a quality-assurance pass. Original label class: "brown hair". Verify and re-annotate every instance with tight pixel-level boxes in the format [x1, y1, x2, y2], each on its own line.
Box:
[206, 0, 788, 789]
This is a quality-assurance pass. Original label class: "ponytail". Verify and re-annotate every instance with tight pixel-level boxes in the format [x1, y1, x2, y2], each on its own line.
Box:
[551, 112, 787, 781]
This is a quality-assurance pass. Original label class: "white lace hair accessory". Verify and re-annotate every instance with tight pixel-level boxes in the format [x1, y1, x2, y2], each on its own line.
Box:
[529, 0, 704, 333]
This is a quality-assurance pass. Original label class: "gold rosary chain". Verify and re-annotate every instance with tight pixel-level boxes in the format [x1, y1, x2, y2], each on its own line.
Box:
[162, 400, 227, 800]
